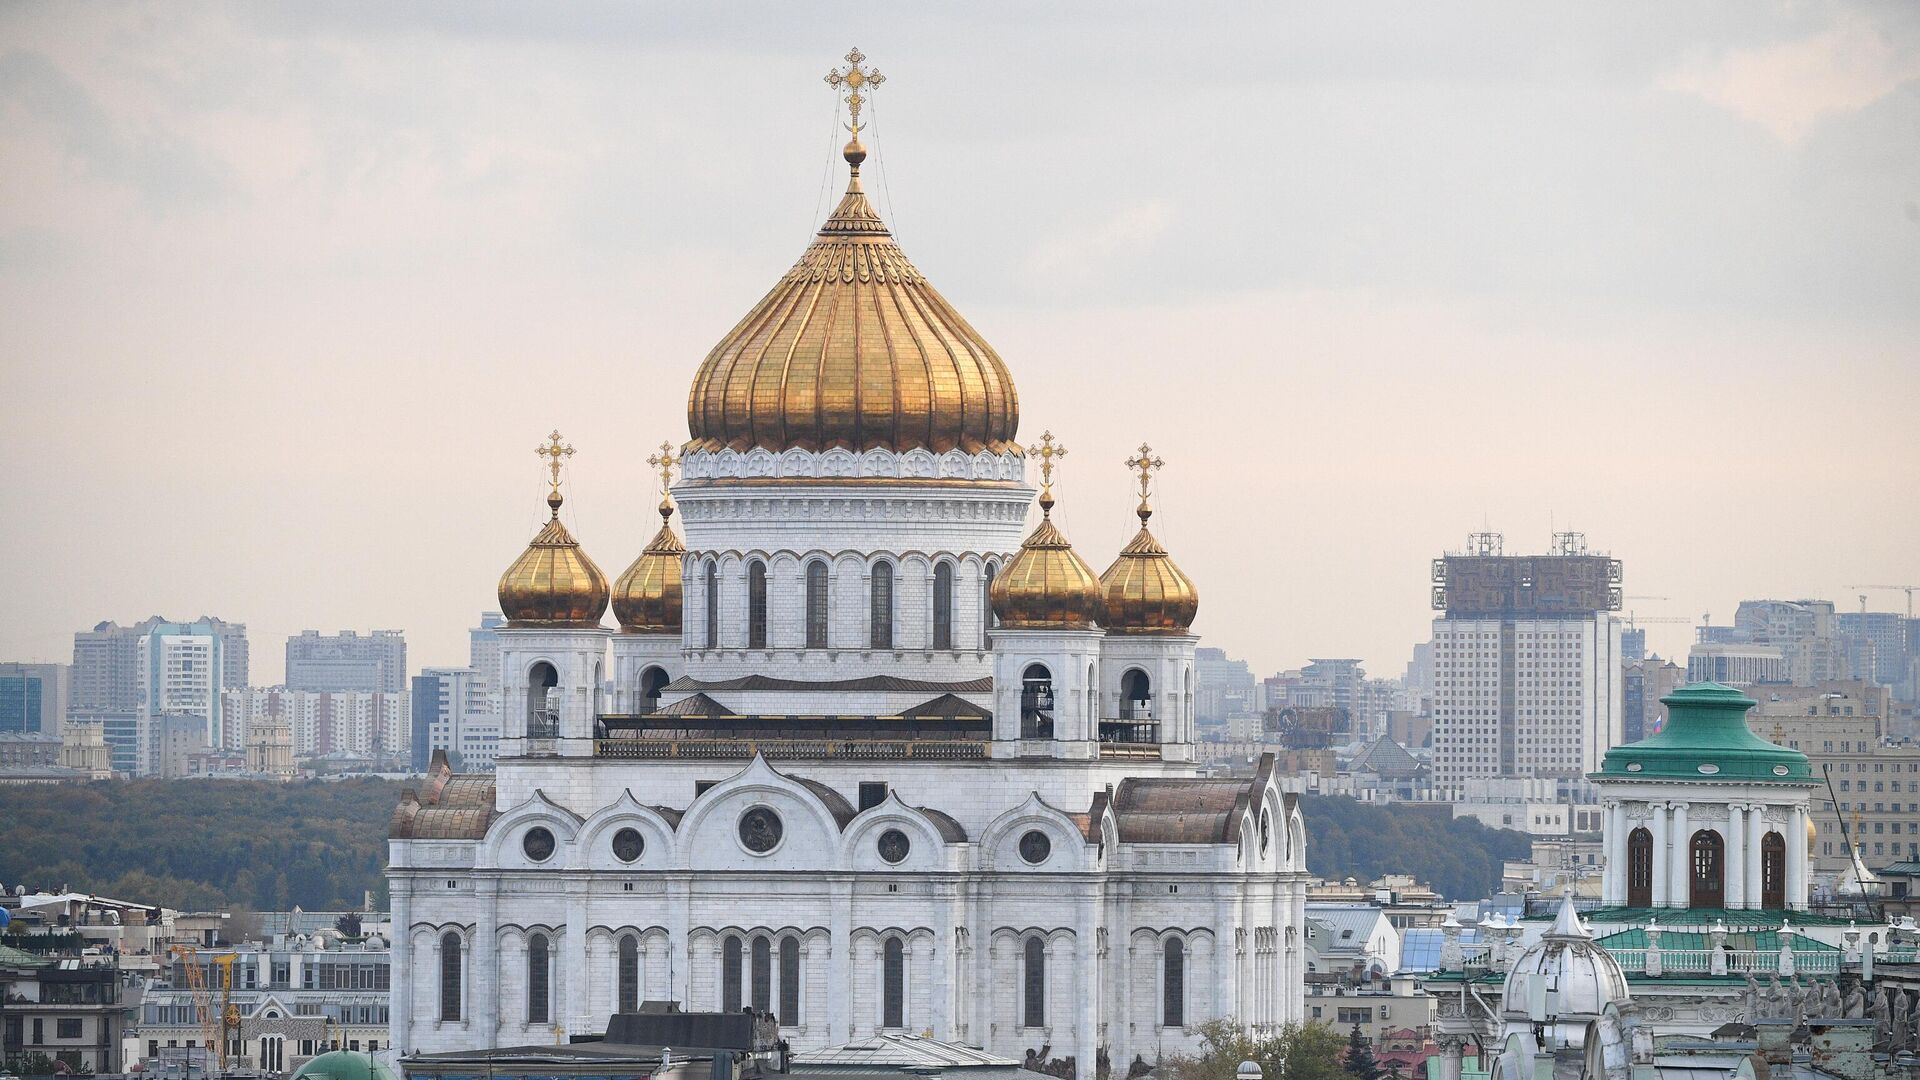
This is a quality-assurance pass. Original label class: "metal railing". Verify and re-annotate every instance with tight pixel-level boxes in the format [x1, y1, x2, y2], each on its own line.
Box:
[595, 738, 987, 761]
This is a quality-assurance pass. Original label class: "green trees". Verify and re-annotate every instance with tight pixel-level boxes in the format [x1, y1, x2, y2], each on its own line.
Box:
[1168, 1019, 1348, 1080]
[0, 779, 402, 912]
[1299, 794, 1532, 901]
[1344, 1026, 1381, 1080]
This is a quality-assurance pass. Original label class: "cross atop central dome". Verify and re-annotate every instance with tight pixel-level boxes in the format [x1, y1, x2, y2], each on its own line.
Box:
[684, 50, 1020, 457]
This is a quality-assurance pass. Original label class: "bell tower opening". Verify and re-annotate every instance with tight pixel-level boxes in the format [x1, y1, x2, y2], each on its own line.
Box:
[1021, 663, 1054, 739]
[527, 661, 559, 738]
[639, 666, 669, 713]
[1120, 669, 1152, 720]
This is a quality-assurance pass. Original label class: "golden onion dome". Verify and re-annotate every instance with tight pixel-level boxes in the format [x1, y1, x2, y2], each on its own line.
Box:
[685, 139, 1019, 456]
[990, 436, 1103, 630]
[1099, 505, 1199, 634]
[499, 437, 610, 628]
[611, 496, 686, 633]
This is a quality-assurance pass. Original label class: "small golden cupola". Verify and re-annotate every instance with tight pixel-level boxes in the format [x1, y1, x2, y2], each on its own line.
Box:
[498, 430, 610, 628]
[612, 443, 686, 633]
[1099, 444, 1199, 633]
[990, 432, 1105, 629]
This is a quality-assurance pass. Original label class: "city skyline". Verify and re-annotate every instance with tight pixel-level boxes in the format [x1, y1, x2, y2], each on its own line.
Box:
[3, 4, 1916, 682]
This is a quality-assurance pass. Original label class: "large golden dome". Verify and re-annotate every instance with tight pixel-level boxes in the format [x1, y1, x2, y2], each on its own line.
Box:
[498, 467, 610, 629]
[685, 142, 1019, 456]
[1099, 509, 1199, 634]
[611, 498, 685, 633]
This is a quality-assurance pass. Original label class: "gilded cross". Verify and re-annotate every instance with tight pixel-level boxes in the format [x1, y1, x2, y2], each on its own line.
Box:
[646, 441, 679, 493]
[536, 429, 575, 496]
[824, 47, 886, 137]
[1124, 444, 1164, 506]
[1028, 430, 1067, 506]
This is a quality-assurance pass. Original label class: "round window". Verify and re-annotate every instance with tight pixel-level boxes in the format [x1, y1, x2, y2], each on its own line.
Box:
[739, 807, 784, 853]
[878, 829, 911, 864]
[612, 827, 645, 863]
[1018, 829, 1051, 865]
[522, 826, 556, 862]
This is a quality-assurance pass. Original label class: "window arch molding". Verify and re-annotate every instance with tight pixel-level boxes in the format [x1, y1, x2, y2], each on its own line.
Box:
[931, 558, 956, 650]
[804, 559, 832, 649]
[869, 557, 897, 650]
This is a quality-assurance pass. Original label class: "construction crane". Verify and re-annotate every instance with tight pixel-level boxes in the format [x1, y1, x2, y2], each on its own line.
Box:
[169, 945, 238, 1072]
[1849, 584, 1920, 619]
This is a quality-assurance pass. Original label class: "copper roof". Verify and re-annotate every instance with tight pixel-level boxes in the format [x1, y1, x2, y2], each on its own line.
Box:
[390, 753, 497, 840]
[1112, 774, 1259, 845]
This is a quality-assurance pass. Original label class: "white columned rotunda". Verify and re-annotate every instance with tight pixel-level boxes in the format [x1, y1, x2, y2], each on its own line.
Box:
[388, 50, 1308, 1074]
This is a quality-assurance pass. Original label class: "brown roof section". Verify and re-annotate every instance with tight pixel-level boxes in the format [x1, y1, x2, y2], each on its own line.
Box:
[662, 674, 993, 694]
[390, 750, 497, 840]
[1112, 761, 1270, 845]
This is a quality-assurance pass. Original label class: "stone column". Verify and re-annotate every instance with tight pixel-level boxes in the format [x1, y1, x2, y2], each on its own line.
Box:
[1439, 1036, 1465, 1080]
[1747, 805, 1767, 906]
[1602, 802, 1624, 904]
[1788, 805, 1809, 909]
[667, 877, 691, 1006]
[1650, 802, 1670, 907]
[1726, 805, 1748, 909]
[1669, 803, 1691, 908]
[932, 898, 952, 1040]
[829, 878, 852, 1043]
[565, 883, 589, 1035]
[474, 878, 500, 1047]
[389, 880, 412, 1052]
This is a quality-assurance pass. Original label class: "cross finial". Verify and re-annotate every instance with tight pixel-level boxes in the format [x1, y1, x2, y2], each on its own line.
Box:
[1027, 430, 1067, 515]
[646, 441, 680, 522]
[824, 47, 886, 146]
[1124, 443, 1165, 523]
[536, 429, 575, 516]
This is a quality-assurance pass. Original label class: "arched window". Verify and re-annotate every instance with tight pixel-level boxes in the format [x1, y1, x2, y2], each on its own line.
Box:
[748, 561, 769, 649]
[439, 932, 462, 1022]
[1121, 669, 1152, 720]
[527, 933, 550, 1024]
[1762, 831, 1787, 909]
[1689, 830, 1725, 909]
[617, 936, 639, 1013]
[806, 561, 830, 649]
[722, 936, 743, 1012]
[639, 666, 669, 713]
[1627, 827, 1654, 908]
[704, 561, 719, 648]
[1022, 936, 1046, 1028]
[982, 563, 997, 649]
[882, 937, 905, 1029]
[1162, 936, 1185, 1028]
[527, 662, 558, 738]
[932, 563, 953, 649]
[870, 562, 894, 649]
[751, 936, 772, 1015]
[778, 936, 801, 1025]
[1021, 664, 1054, 739]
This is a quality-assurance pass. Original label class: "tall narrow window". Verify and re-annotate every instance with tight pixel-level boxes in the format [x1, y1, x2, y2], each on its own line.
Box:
[806, 561, 830, 649]
[704, 561, 719, 648]
[882, 937, 905, 1029]
[1022, 936, 1045, 1028]
[932, 563, 953, 649]
[982, 564, 996, 649]
[1762, 831, 1787, 909]
[1021, 664, 1054, 739]
[640, 667, 669, 713]
[617, 936, 639, 1013]
[751, 936, 772, 1015]
[870, 562, 894, 649]
[527, 662, 558, 738]
[778, 937, 801, 1025]
[748, 561, 768, 649]
[1162, 936, 1185, 1028]
[439, 932, 462, 1022]
[527, 933, 550, 1024]
[722, 936, 743, 1012]
[1689, 830, 1725, 909]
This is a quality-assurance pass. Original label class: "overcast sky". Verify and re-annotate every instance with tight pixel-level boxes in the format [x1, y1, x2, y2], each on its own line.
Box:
[2, 2, 1916, 684]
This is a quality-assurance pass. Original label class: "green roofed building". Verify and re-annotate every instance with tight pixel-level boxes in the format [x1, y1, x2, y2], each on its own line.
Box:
[292, 1050, 401, 1080]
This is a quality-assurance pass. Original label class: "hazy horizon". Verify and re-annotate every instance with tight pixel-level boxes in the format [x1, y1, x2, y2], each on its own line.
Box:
[3, 3, 1916, 685]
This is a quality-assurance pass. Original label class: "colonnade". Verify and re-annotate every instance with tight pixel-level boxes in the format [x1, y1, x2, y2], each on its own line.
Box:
[1600, 799, 1809, 910]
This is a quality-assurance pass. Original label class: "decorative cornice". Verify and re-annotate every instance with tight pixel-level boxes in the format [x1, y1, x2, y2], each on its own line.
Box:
[680, 446, 1027, 483]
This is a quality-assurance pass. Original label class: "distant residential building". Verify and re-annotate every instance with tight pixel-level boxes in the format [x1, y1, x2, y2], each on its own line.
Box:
[225, 687, 409, 762]
[69, 617, 247, 775]
[467, 611, 506, 717]
[1620, 626, 1646, 662]
[1839, 610, 1915, 700]
[1621, 655, 1686, 742]
[1194, 646, 1260, 727]
[411, 667, 489, 772]
[0, 662, 68, 734]
[246, 714, 295, 778]
[1685, 641, 1787, 686]
[0, 944, 126, 1073]
[1751, 680, 1912, 882]
[0, 732, 62, 768]
[285, 629, 408, 693]
[1427, 532, 1624, 796]
[61, 722, 114, 780]
[1302, 976, 1432, 1047]
[1737, 599, 1844, 685]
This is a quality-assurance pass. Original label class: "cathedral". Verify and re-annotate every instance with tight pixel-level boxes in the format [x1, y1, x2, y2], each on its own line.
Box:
[387, 51, 1309, 1072]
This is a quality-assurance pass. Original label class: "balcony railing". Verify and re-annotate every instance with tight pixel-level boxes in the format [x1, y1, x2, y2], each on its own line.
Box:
[595, 738, 987, 761]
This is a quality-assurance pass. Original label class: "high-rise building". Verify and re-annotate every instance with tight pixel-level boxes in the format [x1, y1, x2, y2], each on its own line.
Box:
[1428, 531, 1624, 796]
[1686, 642, 1788, 686]
[466, 612, 506, 722]
[411, 667, 489, 772]
[226, 686, 409, 760]
[72, 617, 247, 774]
[1621, 655, 1686, 742]
[0, 662, 68, 734]
[1838, 610, 1914, 699]
[1194, 646, 1260, 729]
[285, 629, 408, 693]
[1734, 599, 1843, 686]
[1620, 626, 1646, 662]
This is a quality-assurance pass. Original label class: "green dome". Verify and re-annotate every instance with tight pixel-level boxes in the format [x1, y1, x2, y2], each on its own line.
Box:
[1595, 682, 1812, 783]
[291, 1051, 398, 1080]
